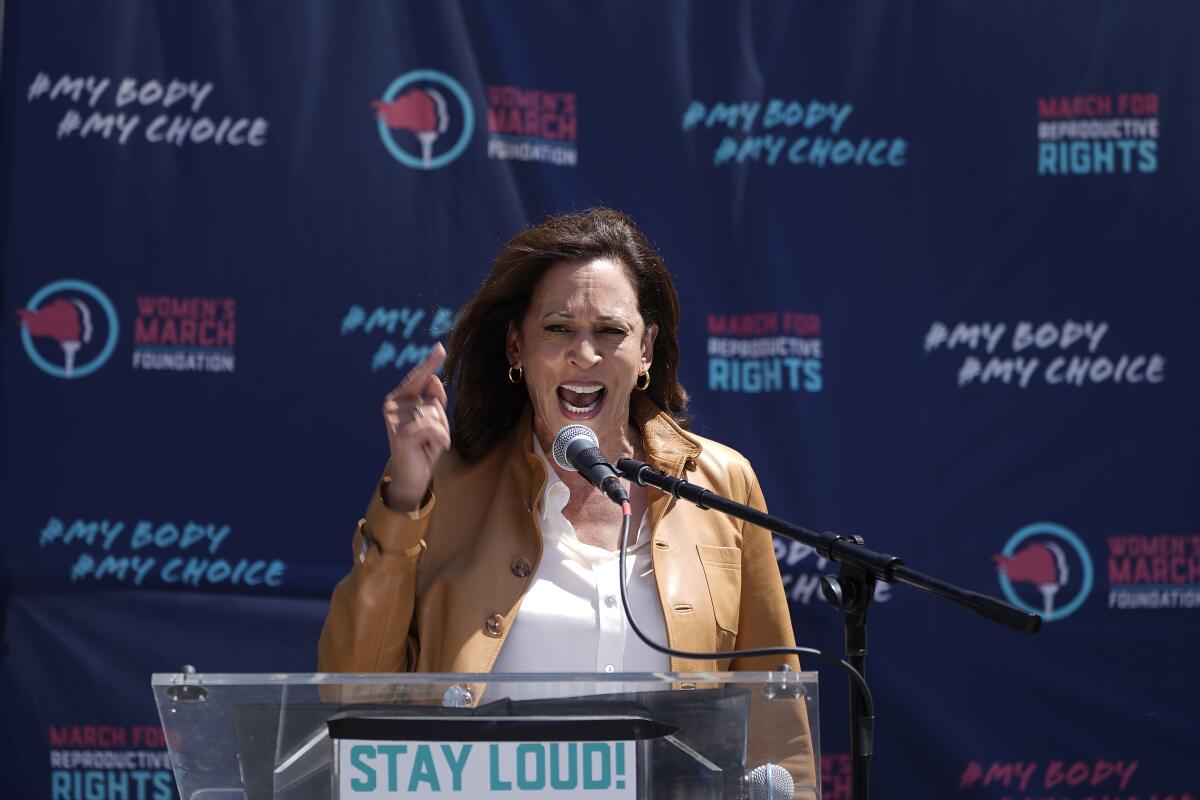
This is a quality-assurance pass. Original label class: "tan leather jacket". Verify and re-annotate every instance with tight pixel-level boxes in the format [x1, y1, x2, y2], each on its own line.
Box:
[318, 396, 816, 789]
[319, 394, 801, 675]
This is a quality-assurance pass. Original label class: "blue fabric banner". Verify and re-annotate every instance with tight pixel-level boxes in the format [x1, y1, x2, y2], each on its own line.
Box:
[2, 2, 1197, 798]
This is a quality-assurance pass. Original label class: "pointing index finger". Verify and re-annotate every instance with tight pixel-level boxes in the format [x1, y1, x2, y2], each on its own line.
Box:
[392, 342, 446, 399]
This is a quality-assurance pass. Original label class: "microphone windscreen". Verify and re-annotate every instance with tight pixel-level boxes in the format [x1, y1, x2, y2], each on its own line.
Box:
[748, 763, 795, 800]
[551, 424, 597, 472]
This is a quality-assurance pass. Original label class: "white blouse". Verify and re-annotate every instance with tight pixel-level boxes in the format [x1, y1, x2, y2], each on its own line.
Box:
[490, 437, 672, 674]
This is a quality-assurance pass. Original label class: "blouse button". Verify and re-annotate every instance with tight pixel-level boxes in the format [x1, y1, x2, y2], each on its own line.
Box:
[485, 614, 504, 637]
[511, 557, 532, 578]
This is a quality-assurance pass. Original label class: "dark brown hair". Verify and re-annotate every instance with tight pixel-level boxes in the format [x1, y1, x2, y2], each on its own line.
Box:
[445, 208, 690, 461]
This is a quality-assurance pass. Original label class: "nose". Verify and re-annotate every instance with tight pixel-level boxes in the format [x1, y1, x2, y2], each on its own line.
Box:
[568, 333, 602, 368]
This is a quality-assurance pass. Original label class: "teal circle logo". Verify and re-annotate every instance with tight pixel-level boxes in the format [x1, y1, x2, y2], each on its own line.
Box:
[375, 70, 474, 170]
[18, 279, 119, 379]
[995, 522, 1094, 622]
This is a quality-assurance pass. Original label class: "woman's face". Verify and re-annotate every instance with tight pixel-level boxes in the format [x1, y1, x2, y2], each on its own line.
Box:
[508, 258, 656, 448]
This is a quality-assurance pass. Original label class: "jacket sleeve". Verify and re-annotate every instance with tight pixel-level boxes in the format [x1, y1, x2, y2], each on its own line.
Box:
[317, 468, 434, 673]
[731, 464, 818, 797]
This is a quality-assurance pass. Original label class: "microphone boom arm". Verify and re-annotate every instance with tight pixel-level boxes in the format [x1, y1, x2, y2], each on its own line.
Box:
[616, 455, 1040, 800]
[615, 457, 1041, 634]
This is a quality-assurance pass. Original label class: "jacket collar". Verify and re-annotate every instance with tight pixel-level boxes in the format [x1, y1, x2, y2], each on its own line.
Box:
[631, 392, 702, 475]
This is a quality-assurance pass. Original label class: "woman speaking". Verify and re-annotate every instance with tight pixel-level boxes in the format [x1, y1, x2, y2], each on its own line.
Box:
[319, 208, 803, 681]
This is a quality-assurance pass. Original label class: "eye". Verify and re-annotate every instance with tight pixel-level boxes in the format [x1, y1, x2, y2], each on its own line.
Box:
[599, 326, 627, 335]
[544, 324, 570, 333]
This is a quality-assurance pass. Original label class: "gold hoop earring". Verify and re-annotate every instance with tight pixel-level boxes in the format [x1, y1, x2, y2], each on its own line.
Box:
[508, 365, 523, 384]
[635, 370, 650, 391]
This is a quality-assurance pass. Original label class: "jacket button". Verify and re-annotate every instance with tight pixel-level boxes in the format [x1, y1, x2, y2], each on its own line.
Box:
[511, 557, 532, 578]
[485, 614, 504, 637]
[684, 457, 697, 471]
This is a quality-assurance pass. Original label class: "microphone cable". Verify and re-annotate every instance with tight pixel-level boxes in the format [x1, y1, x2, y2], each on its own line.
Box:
[614, 500, 875, 720]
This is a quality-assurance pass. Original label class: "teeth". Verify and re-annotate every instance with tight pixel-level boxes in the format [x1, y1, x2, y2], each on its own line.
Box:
[562, 394, 602, 414]
[559, 383, 604, 414]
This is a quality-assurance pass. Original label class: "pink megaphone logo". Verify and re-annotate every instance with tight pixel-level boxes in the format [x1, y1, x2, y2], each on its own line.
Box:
[374, 70, 474, 170]
[16, 279, 118, 380]
[373, 88, 450, 168]
[995, 522, 1094, 622]
[994, 541, 1069, 616]
[17, 297, 94, 378]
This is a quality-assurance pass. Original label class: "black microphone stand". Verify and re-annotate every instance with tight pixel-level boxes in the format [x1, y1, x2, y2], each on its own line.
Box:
[616, 457, 1042, 800]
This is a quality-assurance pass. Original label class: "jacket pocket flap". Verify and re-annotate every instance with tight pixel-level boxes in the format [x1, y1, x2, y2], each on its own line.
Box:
[696, 544, 741, 569]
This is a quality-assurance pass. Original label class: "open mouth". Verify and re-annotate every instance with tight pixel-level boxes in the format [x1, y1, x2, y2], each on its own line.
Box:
[557, 383, 606, 417]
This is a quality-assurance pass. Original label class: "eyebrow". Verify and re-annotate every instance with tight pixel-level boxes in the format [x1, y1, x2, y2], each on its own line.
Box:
[540, 310, 631, 324]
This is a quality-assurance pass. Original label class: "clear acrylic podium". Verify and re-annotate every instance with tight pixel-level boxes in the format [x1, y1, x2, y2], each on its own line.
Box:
[151, 671, 820, 800]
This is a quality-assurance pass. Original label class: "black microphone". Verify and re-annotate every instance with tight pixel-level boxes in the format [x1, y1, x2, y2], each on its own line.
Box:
[550, 424, 628, 504]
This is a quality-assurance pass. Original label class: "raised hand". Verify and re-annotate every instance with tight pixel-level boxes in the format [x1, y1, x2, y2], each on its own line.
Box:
[381, 342, 450, 511]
